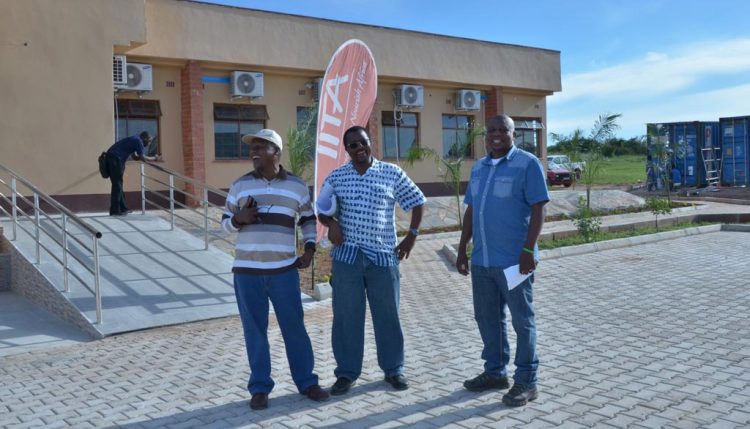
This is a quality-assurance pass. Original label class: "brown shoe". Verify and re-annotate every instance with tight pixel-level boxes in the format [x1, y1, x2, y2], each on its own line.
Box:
[249, 393, 268, 410]
[302, 384, 330, 402]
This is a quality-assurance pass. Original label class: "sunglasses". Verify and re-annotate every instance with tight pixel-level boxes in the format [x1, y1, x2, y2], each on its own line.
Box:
[345, 139, 370, 150]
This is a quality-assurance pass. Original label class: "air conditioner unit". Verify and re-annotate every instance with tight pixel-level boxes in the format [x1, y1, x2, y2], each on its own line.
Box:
[396, 84, 424, 108]
[113, 55, 127, 88]
[231, 71, 264, 98]
[456, 89, 481, 111]
[122, 63, 153, 92]
[311, 77, 323, 102]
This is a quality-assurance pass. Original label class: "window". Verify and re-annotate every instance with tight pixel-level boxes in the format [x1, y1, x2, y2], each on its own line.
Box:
[115, 99, 161, 156]
[382, 112, 419, 158]
[213, 104, 269, 160]
[514, 119, 544, 156]
[442, 114, 475, 158]
[296, 106, 317, 141]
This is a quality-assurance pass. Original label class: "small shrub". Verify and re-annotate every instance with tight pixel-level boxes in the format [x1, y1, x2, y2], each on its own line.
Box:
[570, 196, 601, 242]
[646, 197, 672, 231]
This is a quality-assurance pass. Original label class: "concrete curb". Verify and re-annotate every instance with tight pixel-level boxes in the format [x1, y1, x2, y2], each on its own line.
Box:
[440, 223, 742, 265]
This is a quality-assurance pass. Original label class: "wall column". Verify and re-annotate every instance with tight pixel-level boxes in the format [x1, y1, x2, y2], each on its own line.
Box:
[181, 60, 205, 206]
[484, 87, 504, 123]
[367, 108, 381, 159]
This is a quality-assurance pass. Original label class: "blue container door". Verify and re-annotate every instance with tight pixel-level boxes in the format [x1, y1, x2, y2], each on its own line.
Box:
[721, 119, 749, 186]
[677, 124, 698, 187]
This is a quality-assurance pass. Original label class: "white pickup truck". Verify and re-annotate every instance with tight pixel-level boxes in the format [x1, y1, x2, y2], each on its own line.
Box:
[547, 154, 585, 179]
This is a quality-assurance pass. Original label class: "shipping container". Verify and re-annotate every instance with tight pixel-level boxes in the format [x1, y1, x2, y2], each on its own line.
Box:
[719, 116, 750, 186]
[646, 121, 719, 189]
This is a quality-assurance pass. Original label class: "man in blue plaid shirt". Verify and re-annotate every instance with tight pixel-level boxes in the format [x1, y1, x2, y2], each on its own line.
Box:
[318, 125, 425, 396]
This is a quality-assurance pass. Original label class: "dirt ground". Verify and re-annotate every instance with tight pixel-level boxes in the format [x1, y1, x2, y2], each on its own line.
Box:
[628, 184, 750, 202]
[298, 249, 332, 294]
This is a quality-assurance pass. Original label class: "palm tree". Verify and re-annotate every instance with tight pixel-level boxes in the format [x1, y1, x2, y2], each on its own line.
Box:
[285, 104, 318, 181]
[578, 113, 621, 208]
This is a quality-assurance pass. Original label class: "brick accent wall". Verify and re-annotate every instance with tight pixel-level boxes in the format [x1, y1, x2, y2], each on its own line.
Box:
[367, 109, 381, 159]
[485, 87, 504, 122]
[181, 61, 205, 206]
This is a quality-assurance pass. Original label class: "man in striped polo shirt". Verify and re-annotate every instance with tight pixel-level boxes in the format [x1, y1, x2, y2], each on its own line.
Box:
[318, 125, 426, 396]
[222, 129, 329, 410]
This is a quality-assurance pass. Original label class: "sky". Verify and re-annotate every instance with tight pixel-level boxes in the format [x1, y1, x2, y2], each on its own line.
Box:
[204, 0, 750, 140]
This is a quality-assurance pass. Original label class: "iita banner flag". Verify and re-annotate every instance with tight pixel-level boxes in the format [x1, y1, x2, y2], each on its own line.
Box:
[314, 39, 378, 241]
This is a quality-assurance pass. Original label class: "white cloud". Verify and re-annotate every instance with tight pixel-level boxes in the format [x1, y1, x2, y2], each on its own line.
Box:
[548, 37, 750, 138]
[552, 38, 750, 104]
[548, 82, 750, 139]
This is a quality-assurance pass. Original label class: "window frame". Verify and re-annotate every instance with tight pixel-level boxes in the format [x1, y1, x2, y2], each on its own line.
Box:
[213, 104, 268, 160]
[114, 99, 162, 156]
[513, 117, 544, 157]
[381, 111, 420, 159]
[441, 114, 476, 159]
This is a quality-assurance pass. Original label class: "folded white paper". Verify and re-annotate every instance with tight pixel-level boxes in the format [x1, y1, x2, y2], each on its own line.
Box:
[504, 264, 532, 291]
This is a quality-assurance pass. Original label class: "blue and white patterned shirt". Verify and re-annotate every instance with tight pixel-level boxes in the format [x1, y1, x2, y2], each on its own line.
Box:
[324, 158, 426, 266]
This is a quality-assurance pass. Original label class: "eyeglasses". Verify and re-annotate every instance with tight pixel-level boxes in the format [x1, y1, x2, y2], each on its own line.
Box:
[345, 139, 370, 150]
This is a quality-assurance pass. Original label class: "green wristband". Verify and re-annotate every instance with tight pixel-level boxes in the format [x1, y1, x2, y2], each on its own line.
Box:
[522, 247, 534, 255]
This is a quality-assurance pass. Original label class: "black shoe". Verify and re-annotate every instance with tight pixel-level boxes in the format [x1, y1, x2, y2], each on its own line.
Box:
[302, 384, 330, 402]
[249, 392, 268, 410]
[464, 372, 510, 392]
[384, 374, 409, 391]
[330, 377, 355, 396]
[110, 212, 127, 217]
[502, 384, 538, 406]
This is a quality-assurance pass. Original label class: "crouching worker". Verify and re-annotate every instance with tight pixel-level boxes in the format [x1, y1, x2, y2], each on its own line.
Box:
[222, 129, 329, 410]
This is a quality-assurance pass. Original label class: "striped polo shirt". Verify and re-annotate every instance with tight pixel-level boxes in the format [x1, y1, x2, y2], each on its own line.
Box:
[324, 158, 426, 267]
[222, 166, 316, 274]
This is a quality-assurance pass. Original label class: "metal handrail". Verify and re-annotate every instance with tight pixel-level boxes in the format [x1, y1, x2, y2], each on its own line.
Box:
[139, 161, 231, 250]
[0, 163, 103, 324]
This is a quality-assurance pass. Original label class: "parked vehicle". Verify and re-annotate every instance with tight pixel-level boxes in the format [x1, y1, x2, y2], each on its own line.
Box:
[547, 154, 585, 179]
[547, 161, 572, 187]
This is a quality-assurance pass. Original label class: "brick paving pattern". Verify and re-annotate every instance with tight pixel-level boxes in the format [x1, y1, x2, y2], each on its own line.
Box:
[1, 230, 749, 428]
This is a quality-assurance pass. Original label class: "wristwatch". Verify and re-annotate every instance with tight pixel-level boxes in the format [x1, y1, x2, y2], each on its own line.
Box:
[408, 228, 419, 237]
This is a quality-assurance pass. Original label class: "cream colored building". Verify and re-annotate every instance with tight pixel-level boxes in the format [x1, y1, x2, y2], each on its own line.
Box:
[0, 0, 561, 210]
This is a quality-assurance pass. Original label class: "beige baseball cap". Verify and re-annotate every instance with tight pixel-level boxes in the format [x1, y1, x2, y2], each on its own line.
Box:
[241, 129, 283, 152]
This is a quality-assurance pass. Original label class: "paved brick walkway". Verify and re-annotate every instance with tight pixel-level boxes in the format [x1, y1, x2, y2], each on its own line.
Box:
[1, 230, 750, 428]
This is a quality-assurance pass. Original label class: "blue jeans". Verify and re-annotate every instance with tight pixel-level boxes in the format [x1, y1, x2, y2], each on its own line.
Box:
[471, 265, 538, 386]
[234, 270, 318, 394]
[331, 250, 403, 380]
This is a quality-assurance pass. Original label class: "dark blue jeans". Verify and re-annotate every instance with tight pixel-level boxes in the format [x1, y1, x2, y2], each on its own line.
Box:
[234, 270, 318, 394]
[471, 265, 538, 386]
[331, 251, 403, 380]
[106, 154, 127, 215]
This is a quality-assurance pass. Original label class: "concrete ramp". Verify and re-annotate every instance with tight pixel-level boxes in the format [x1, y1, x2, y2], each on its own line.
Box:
[2, 214, 236, 338]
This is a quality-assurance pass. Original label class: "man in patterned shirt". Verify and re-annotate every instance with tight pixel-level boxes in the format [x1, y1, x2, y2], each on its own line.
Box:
[222, 129, 329, 410]
[318, 125, 426, 396]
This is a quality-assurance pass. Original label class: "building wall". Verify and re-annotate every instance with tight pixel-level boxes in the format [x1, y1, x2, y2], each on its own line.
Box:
[130, 0, 561, 92]
[0, 0, 560, 208]
[0, 0, 146, 195]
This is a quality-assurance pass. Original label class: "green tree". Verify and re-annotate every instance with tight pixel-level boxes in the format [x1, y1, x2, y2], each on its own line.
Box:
[406, 124, 486, 229]
[646, 125, 674, 205]
[646, 197, 672, 231]
[559, 113, 622, 208]
[285, 104, 318, 182]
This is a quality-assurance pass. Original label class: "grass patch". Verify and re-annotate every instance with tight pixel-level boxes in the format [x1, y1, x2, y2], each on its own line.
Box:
[592, 155, 646, 185]
[539, 221, 717, 250]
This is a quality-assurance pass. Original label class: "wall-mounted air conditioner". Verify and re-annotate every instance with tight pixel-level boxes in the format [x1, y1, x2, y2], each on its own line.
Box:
[396, 84, 424, 108]
[120, 63, 153, 92]
[113, 55, 127, 88]
[231, 71, 264, 98]
[456, 89, 481, 111]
